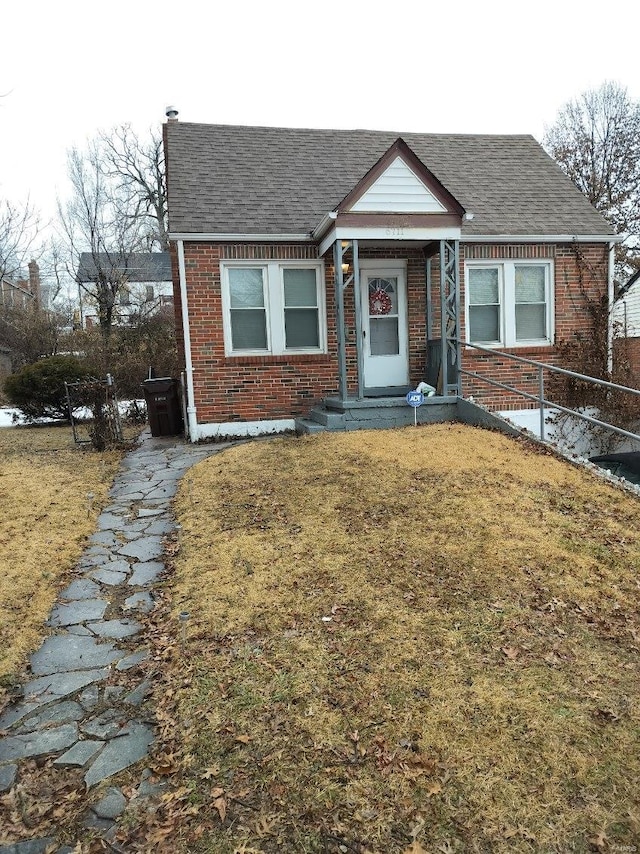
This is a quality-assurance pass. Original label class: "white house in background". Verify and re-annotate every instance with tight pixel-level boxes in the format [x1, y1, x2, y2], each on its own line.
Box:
[75, 252, 173, 329]
[614, 269, 640, 337]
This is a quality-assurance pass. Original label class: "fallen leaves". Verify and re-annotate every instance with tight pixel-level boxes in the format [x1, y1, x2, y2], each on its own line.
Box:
[117, 427, 640, 853]
[211, 787, 227, 823]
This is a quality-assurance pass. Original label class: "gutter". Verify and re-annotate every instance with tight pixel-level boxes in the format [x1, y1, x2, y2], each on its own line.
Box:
[616, 267, 640, 301]
[168, 232, 312, 242]
[168, 227, 622, 246]
[177, 240, 198, 440]
[460, 233, 623, 244]
[311, 212, 338, 241]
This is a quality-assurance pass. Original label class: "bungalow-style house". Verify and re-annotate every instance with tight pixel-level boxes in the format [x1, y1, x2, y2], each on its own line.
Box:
[76, 252, 173, 329]
[163, 118, 618, 441]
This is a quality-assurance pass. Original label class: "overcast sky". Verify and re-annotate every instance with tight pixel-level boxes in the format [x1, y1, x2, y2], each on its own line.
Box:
[2, 0, 640, 230]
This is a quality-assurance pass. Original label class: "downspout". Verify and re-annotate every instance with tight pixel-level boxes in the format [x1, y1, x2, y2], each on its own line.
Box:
[177, 239, 198, 440]
[607, 241, 615, 376]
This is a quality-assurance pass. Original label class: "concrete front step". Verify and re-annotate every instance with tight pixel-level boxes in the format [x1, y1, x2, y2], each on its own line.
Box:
[307, 407, 346, 427]
[296, 396, 459, 434]
[294, 418, 327, 434]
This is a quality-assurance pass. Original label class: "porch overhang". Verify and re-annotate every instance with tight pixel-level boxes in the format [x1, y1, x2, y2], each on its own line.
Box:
[317, 217, 462, 256]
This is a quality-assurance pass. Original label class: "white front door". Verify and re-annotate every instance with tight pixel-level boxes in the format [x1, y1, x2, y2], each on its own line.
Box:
[360, 267, 409, 390]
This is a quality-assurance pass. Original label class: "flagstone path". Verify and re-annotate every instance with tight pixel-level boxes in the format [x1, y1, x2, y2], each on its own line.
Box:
[0, 431, 229, 852]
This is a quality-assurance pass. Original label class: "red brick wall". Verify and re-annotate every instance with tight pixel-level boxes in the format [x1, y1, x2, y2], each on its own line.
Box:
[174, 242, 339, 424]
[172, 240, 610, 423]
[459, 243, 609, 409]
[614, 336, 640, 389]
[627, 338, 640, 387]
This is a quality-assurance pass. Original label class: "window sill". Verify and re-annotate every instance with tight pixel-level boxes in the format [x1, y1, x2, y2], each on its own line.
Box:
[223, 353, 332, 366]
[465, 343, 554, 357]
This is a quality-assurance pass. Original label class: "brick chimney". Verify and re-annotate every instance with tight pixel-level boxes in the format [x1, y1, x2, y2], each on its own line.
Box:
[28, 260, 41, 308]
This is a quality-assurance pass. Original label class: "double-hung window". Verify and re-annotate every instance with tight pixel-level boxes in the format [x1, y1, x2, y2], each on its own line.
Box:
[222, 262, 325, 355]
[465, 261, 553, 347]
[228, 268, 268, 350]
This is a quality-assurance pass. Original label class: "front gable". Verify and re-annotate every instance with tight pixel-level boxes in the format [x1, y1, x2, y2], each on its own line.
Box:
[316, 139, 465, 254]
[337, 138, 465, 219]
[349, 156, 447, 214]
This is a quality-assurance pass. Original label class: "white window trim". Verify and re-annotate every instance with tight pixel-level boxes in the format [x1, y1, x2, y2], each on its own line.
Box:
[221, 260, 326, 356]
[464, 260, 554, 348]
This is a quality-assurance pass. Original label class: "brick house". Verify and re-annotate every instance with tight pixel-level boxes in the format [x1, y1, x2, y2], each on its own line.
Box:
[0, 262, 39, 377]
[163, 119, 618, 440]
[0, 265, 38, 311]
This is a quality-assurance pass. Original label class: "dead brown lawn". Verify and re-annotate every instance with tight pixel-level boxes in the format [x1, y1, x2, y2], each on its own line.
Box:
[140, 425, 640, 853]
[0, 424, 130, 700]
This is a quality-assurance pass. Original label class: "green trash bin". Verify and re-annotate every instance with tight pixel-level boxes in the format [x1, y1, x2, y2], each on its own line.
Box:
[142, 377, 183, 437]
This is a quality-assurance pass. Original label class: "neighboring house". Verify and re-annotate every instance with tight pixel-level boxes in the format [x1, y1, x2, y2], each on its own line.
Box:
[613, 269, 640, 383]
[0, 265, 38, 311]
[163, 119, 618, 441]
[76, 252, 173, 329]
[0, 264, 39, 378]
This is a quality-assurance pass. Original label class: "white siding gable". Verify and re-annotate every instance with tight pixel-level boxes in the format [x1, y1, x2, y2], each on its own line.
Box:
[349, 156, 447, 214]
[614, 284, 640, 337]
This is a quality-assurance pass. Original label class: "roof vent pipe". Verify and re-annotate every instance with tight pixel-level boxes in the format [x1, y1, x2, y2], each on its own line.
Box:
[165, 106, 179, 121]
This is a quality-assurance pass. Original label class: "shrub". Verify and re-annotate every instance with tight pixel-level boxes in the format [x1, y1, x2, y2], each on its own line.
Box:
[59, 306, 178, 400]
[3, 355, 90, 422]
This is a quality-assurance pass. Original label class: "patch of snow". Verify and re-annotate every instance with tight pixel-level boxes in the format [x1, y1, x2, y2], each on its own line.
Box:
[0, 400, 146, 429]
[0, 408, 29, 427]
[498, 408, 564, 445]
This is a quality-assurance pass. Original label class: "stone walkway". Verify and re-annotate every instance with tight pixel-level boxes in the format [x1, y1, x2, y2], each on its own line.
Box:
[0, 431, 227, 853]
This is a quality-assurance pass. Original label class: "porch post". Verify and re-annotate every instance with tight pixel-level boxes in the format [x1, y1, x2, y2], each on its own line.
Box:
[439, 239, 461, 395]
[426, 255, 433, 340]
[352, 240, 364, 399]
[333, 240, 348, 400]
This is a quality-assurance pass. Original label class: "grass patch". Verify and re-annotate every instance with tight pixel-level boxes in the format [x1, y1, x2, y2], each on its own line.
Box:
[140, 425, 640, 852]
[0, 424, 131, 700]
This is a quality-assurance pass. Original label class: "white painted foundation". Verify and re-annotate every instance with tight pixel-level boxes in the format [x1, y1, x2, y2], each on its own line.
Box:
[192, 418, 297, 442]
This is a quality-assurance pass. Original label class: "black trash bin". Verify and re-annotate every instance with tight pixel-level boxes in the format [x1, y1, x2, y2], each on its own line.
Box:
[142, 377, 184, 437]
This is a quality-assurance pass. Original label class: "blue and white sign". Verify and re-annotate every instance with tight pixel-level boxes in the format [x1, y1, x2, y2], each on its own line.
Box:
[406, 391, 424, 408]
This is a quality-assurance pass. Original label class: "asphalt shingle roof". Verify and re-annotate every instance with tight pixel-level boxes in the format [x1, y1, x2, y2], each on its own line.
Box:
[164, 122, 614, 238]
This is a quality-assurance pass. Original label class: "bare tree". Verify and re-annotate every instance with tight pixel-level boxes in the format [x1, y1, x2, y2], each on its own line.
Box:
[99, 124, 168, 250]
[57, 125, 168, 340]
[58, 143, 147, 339]
[544, 81, 640, 278]
[0, 197, 40, 283]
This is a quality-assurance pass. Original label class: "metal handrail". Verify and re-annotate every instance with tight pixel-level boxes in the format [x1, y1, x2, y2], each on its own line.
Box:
[456, 339, 640, 444]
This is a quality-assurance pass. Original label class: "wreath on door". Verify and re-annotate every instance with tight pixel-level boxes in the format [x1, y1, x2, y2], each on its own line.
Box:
[369, 287, 392, 316]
